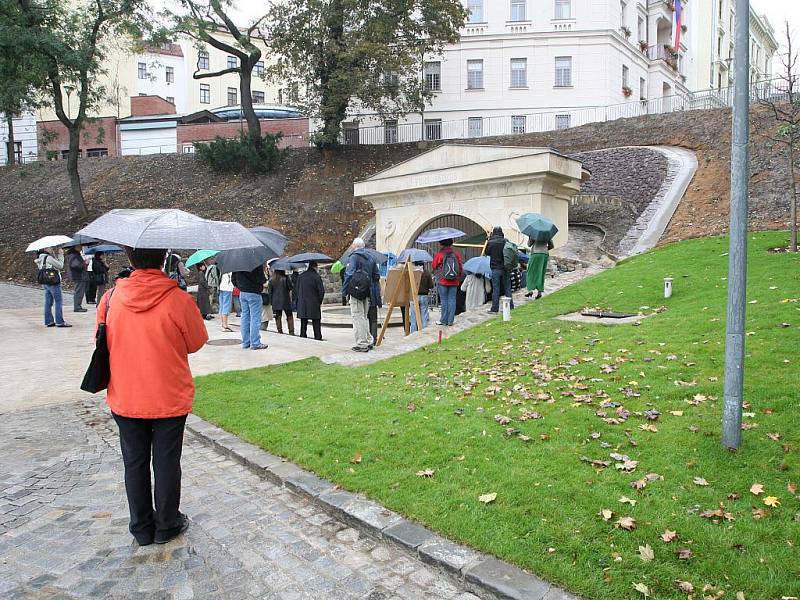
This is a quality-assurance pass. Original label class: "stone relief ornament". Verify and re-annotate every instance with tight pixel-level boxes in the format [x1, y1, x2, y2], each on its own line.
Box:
[384, 220, 396, 239]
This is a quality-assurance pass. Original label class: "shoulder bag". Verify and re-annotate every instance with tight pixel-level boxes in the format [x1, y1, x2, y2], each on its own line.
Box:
[80, 289, 115, 393]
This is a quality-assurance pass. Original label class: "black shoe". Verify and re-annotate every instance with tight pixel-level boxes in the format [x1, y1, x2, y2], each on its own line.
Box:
[154, 513, 189, 544]
[46, 323, 56, 328]
[74, 308, 88, 313]
[536, 292, 543, 299]
[135, 534, 154, 546]
[56, 323, 72, 328]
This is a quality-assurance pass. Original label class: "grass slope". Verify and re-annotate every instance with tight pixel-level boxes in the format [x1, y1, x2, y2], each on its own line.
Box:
[195, 232, 800, 600]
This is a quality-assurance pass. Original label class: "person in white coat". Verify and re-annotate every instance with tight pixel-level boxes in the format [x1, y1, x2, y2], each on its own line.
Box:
[460, 273, 491, 311]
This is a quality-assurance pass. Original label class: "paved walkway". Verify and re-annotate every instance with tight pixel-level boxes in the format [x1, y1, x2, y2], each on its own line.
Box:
[0, 399, 478, 600]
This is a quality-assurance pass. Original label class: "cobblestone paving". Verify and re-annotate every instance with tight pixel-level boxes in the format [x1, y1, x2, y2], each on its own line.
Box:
[0, 283, 42, 309]
[0, 400, 480, 600]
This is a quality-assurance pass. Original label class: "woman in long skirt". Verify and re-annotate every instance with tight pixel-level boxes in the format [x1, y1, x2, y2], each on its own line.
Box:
[526, 238, 554, 299]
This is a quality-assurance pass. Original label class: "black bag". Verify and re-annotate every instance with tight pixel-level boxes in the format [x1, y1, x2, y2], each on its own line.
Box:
[442, 252, 460, 281]
[80, 290, 115, 393]
[37, 267, 61, 286]
[349, 268, 371, 300]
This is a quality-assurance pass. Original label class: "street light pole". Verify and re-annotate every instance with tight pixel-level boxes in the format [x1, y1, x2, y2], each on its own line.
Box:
[721, 0, 750, 450]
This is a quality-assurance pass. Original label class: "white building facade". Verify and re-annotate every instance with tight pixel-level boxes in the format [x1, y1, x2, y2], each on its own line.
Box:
[685, 0, 777, 92]
[345, 0, 692, 142]
[0, 112, 38, 164]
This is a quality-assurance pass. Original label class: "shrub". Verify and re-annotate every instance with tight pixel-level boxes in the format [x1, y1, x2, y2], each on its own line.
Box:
[194, 132, 286, 174]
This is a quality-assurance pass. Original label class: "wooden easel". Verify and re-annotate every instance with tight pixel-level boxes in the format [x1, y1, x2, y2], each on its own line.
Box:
[375, 260, 422, 347]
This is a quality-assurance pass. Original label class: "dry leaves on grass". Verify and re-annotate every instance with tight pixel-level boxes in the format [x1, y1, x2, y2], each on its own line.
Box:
[619, 496, 637, 506]
[674, 580, 695, 593]
[693, 477, 709, 486]
[478, 492, 497, 504]
[615, 516, 636, 530]
[350, 452, 362, 464]
[764, 496, 781, 507]
[661, 529, 678, 543]
[638, 544, 654, 561]
[415, 469, 435, 478]
[633, 582, 651, 597]
[750, 483, 764, 496]
[675, 547, 694, 560]
[699, 504, 735, 522]
[789, 481, 798, 494]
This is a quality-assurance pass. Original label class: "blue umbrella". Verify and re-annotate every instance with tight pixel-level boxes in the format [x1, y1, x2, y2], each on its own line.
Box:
[397, 248, 433, 263]
[85, 244, 124, 254]
[516, 213, 558, 243]
[185, 249, 220, 268]
[415, 227, 466, 244]
[463, 256, 491, 277]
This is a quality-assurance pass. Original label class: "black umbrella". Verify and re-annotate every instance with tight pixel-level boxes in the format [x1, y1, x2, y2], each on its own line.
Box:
[249, 226, 288, 258]
[215, 245, 273, 274]
[286, 252, 333, 263]
[340, 248, 388, 265]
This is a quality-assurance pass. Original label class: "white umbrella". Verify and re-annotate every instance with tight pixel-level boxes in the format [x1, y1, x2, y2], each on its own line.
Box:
[76, 209, 262, 250]
[26, 235, 74, 252]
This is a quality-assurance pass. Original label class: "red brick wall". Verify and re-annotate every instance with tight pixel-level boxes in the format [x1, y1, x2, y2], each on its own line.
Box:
[37, 117, 119, 159]
[177, 118, 309, 151]
[130, 95, 177, 117]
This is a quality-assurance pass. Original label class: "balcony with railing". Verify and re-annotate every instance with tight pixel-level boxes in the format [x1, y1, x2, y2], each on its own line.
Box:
[647, 44, 679, 71]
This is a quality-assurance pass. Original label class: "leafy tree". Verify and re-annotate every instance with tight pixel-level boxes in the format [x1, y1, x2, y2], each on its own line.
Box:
[266, 0, 467, 148]
[11, 0, 149, 216]
[165, 0, 267, 147]
[759, 21, 799, 252]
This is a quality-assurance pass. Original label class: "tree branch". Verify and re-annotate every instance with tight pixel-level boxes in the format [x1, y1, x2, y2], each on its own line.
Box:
[193, 66, 239, 79]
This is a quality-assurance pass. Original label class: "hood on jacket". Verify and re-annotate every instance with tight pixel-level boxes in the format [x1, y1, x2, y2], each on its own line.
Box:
[113, 268, 179, 313]
[490, 226, 504, 238]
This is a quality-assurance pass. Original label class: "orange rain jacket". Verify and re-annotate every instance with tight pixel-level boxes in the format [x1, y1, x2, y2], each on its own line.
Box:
[96, 268, 209, 419]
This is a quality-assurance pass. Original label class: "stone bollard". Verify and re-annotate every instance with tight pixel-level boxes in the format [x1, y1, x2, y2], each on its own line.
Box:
[501, 296, 512, 321]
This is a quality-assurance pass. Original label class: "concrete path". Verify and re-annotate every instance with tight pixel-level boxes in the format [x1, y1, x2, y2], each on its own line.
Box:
[0, 283, 354, 413]
[0, 399, 477, 600]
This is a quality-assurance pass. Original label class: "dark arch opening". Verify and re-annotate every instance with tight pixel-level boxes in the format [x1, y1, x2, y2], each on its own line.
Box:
[408, 214, 487, 262]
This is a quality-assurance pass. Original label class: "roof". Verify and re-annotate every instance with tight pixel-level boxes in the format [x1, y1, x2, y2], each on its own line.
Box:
[119, 110, 223, 125]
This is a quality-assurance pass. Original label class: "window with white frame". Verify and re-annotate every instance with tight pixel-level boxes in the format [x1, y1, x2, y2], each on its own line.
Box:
[227, 87, 237, 106]
[166, 96, 175, 104]
[199, 84, 210, 104]
[639, 77, 646, 100]
[198, 51, 209, 70]
[252, 90, 265, 103]
[555, 114, 571, 129]
[622, 65, 629, 88]
[468, 117, 483, 138]
[254, 61, 265, 76]
[424, 119, 442, 141]
[166, 66, 174, 83]
[467, 60, 484, 89]
[554, 56, 572, 87]
[637, 16, 645, 40]
[384, 120, 398, 144]
[424, 61, 441, 91]
[510, 58, 527, 88]
[468, 0, 483, 23]
[510, 0, 527, 21]
[227, 55, 237, 70]
[555, 0, 571, 19]
[511, 115, 526, 134]
[137, 62, 147, 79]
[620, 0, 626, 25]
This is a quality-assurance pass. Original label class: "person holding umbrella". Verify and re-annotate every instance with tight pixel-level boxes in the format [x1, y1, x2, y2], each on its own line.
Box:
[65, 244, 89, 312]
[232, 265, 268, 350]
[195, 262, 214, 320]
[296, 261, 326, 340]
[342, 238, 380, 352]
[35, 247, 70, 328]
[268, 268, 294, 335]
[516, 213, 558, 299]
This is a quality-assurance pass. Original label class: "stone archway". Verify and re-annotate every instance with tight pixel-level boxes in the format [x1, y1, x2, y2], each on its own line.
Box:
[353, 144, 587, 256]
[408, 213, 487, 262]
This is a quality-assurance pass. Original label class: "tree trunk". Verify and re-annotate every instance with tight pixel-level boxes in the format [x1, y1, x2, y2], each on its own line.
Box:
[67, 125, 88, 217]
[5, 113, 15, 167]
[790, 144, 798, 252]
[239, 67, 262, 147]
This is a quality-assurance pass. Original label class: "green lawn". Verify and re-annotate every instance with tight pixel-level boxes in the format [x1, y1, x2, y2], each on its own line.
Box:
[195, 232, 800, 600]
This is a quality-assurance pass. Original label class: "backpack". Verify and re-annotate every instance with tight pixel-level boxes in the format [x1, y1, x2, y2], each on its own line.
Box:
[503, 240, 520, 271]
[205, 264, 220, 288]
[348, 267, 372, 300]
[442, 252, 460, 281]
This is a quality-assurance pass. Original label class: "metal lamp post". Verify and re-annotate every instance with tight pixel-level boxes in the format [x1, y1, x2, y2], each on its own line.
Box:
[721, 0, 750, 450]
[64, 85, 75, 119]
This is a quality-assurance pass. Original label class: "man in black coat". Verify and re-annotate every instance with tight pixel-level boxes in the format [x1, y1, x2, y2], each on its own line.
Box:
[296, 262, 326, 340]
[65, 246, 88, 312]
[483, 226, 512, 313]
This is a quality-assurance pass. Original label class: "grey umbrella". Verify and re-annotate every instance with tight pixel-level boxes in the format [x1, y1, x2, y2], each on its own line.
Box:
[63, 234, 100, 247]
[340, 248, 388, 265]
[76, 209, 262, 250]
[397, 248, 433, 263]
[287, 252, 333, 263]
[249, 226, 289, 258]
[215, 245, 273, 274]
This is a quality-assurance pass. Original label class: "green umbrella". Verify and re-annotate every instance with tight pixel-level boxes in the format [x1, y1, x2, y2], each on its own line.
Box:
[331, 260, 345, 274]
[516, 213, 558, 243]
[186, 249, 219, 268]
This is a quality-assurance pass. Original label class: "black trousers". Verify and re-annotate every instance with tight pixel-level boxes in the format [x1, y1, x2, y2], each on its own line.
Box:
[368, 305, 378, 343]
[112, 412, 187, 542]
[300, 318, 322, 340]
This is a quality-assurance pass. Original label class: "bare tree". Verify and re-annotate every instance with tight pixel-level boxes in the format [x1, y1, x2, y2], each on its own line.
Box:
[759, 21, 799, 252]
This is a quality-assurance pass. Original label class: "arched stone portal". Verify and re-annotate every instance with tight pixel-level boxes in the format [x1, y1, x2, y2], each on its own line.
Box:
[353, 144, 587, 256]
[409, 214, 487, 262]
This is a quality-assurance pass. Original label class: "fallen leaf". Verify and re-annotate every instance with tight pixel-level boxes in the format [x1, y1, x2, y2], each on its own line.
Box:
[350, 452, 362, 464]
[727, 492, 741, 500]
[736, 592, 746, 600]
[619, 496, 637, 506]
[661, 529, 678, 543]
[670, 410, 684, 416]
[494, 414, 511, 425]
[674, 580, 694, 593]
[478, 492, 497, 504]
[764, 496, 781, 507]
[675, 547, 694, 560]
[406, 402, 416, 412]
[750, 483, 765, 496]
[789, 481, 798, 494]
[633, 582, 650, 597]
[767, 432, 782, 441]
[615, 516, 636, 530]
[700, 504, 735, 522]
[639, 424, 658, 433]
[752, 507, 769, 519]
[415, 469, 435, 478]
[599, 508, 613, 521]
[638, 544, 654, 561]
[693, 477, 709, 486]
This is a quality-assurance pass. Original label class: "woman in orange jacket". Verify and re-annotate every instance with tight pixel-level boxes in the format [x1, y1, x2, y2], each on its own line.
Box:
[97, 247, 208, 546]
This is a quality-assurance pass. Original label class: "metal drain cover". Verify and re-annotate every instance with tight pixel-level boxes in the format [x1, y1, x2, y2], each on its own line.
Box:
[206, 339, 242, 346]
[581, 310, 638, 319]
